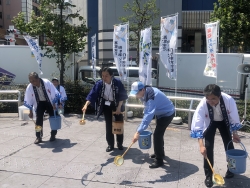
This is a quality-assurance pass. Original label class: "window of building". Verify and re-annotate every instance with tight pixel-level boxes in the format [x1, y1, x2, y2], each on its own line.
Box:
[0, 12, 2, 19]
[0, 0, 2, 5]
[6, 0, 10, 5]
[6, 15, 10, 19]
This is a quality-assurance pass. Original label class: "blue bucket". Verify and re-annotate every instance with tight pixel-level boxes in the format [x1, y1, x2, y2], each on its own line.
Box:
[138, 130, 152, 149]
[226, 141, 248, 174]
[49, 111, 61, 130]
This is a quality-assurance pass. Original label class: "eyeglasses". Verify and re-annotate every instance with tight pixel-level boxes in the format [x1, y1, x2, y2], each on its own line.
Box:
[206, 98, 219, 102]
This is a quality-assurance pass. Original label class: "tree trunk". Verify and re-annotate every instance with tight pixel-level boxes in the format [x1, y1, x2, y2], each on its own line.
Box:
[136, 42, 140, 66]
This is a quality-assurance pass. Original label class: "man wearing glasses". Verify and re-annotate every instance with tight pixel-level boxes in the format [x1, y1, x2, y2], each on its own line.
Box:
[190, 84, 241, 187]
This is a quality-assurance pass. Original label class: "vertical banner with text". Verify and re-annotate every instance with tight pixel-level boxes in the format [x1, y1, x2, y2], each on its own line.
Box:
[139, 27, 152, 85]
[159, 15, 178, 80]
[23, 35, 43, 74]
[113, 23, 128, 81]
[91, 34, 97, 80]
[204, 21, 219, 78]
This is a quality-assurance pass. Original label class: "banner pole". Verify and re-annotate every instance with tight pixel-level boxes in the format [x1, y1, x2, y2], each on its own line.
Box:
[175, 13, 178, 116]
[216, 21, 220, 84]
[127, 21, 130, 93]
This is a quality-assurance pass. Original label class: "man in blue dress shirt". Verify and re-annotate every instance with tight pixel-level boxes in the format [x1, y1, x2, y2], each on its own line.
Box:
[130, 81, 175, 168]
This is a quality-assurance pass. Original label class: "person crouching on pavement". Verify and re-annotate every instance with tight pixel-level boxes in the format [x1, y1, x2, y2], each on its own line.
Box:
[24, 72, 61, 144]
[52, 77, 67, 114]
[130, 81, 175, 168]
[82, 67, 128, 152]
[190, 84, 241, 188]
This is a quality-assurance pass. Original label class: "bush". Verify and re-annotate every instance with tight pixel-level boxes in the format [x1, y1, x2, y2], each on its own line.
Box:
[63, 80, 95, 114]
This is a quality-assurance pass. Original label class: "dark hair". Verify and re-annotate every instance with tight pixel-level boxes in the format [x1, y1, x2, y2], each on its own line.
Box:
[28, 72, 39, 79]
[101, 67, 113, 76]
[203, 84, 221, 97]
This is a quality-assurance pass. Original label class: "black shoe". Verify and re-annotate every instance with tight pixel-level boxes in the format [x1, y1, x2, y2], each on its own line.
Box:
[150, 152, 165, 159]
[149, 161, 163, 168]
[150, 154, 156, 159]
[34, 138, 42, 144]
[49, 136, 56, 142]
[204, 176, 213, 187]
[106, 146, 114, 152]
[225, 169, 234, 178]
[117, 144, 124, 150]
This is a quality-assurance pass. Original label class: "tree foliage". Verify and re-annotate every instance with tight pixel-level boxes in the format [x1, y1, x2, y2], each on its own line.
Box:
[12, 0, 89, 85]
[119, 0, 160, 64]
[211, 0, 250, 52]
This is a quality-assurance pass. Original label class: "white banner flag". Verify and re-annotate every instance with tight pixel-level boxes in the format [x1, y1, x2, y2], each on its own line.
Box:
[113, 23, 128, 81]
[159, 15, 178, 80]
[23, 35, 43, 74]
[204, 21, 219, 78]
[139, 27, 152, 85]
[91, 34, 97, 80]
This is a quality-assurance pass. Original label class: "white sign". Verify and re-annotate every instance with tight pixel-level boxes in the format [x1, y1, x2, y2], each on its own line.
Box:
[91, 34, 96, 80]
[204, 21, 219, 78]
[23, 35, 43, 74]
[139, 27, 152, 85]
[159, 15, 178, 80]
[113, 23, 128, 81]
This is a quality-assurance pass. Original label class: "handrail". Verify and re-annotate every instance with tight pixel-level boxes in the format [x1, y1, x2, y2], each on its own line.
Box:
[124, 95, 202, 130]
[0, 90, 22, 109]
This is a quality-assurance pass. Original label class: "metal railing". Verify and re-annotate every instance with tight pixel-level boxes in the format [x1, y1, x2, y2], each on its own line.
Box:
[0, 90, 22, 110]
[124, 95, 202, 130]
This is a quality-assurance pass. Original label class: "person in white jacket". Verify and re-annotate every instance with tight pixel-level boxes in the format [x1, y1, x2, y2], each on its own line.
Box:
[190, 84, 241, 187]
[52, 77, 67, 114]
[24, 72, 60, 144]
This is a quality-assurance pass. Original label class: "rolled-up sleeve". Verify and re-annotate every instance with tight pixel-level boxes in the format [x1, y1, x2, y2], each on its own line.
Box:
[137, 99, 156, 133]
[190, 102, 206, 139]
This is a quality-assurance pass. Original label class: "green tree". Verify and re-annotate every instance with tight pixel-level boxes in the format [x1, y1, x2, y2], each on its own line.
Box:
[211, 0, 250, 52]
[119, 0, 160, 64]
[12, 0, 89, 85]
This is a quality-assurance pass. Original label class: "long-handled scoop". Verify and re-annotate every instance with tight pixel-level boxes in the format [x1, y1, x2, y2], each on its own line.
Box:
[32, 119, 42, 132]
[79, 112, 85, 125]
[206, 157, 225, 186]
[114, 142, 134, 166]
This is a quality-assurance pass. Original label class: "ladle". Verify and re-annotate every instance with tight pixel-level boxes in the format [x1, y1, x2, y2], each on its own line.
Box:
[206, 157, 225, 186]
[32, 119, 42, 132]
[114, 142, 134, 166]
[79, 112, 85, 125]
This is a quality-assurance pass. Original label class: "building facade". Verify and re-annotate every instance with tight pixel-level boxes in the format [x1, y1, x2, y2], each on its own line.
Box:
[0, 0, 40, 45]
[0, 0, 218, 62]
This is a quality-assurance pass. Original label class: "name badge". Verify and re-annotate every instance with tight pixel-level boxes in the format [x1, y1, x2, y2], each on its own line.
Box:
[105, 101, 111, 106]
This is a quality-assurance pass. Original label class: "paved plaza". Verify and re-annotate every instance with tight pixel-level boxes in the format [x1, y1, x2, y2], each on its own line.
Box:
[0, 113, 250, 188]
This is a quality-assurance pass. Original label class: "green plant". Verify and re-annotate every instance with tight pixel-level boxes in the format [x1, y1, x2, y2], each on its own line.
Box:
[63, 80, 94, 114]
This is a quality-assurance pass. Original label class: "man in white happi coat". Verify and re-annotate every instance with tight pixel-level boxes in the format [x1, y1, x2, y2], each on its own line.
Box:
[52, 77, 67, 114]
[24, 72, 60, 144]
[190, 84, 241, 187]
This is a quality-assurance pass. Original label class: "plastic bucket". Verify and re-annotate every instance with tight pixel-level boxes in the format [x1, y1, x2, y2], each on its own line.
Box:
[226, 141, 248, 174]
[138, 130, 152, 149]
[49, 111, 61, 130]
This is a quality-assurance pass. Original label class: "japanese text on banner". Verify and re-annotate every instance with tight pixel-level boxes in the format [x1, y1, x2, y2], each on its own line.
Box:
[91, 34, 96, 80]
[113, 24, 128, 81]
[204, 21, 219, 78]
[159, 15, 178, 80]
[23, 35, 43, 75]
[139, 27, 152, 85]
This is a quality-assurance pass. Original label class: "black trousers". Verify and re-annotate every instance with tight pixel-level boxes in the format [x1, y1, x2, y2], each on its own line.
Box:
[204, 121, 234, 177]
[154, 113, 175, 162]
[103, 101, 123, 147]
[36, 101, 57, 138]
